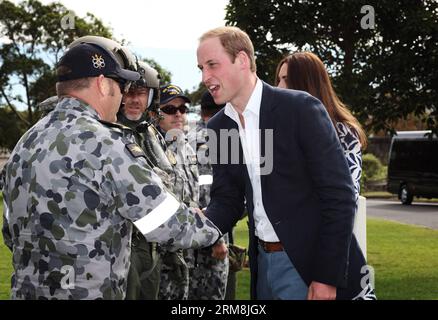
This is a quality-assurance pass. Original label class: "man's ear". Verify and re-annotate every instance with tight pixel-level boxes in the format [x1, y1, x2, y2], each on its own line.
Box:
[236, 51, 249, 70]
[96, 75, 109, 96]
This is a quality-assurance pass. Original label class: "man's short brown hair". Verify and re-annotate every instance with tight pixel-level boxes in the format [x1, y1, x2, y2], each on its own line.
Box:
[55, 75, 91, 97]
[199, 26, 257, 72]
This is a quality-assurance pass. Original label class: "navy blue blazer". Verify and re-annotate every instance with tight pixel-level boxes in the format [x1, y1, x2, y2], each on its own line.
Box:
[206, 81, 367, 299]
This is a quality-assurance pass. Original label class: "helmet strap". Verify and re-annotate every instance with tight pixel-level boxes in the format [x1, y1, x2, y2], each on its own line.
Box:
[147, 90, 154, 108]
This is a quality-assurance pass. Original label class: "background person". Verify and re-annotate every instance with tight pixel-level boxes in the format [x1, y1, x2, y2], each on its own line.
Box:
[275, 51, 375, 299]
[187, 91, 230, 300]
[117, 61, 163, 300]
[152, 84, 198, 300]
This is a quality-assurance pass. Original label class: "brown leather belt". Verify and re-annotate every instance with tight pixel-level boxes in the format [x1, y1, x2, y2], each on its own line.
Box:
[258, 238, 284, 253]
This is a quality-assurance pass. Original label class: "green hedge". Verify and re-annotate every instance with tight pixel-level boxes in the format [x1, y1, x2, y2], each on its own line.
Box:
[361, 153, 386, 192]
[363, 153, 382, 178]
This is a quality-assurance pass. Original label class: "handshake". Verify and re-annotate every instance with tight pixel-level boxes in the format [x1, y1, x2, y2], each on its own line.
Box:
[194, 207, 246, 271]
[193, 208, 228, 260]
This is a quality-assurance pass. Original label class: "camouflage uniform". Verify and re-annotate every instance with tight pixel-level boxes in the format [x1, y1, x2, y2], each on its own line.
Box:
[187, 121, 229, 300]
[38, 96, 59, 117]
[1, 97, 221, 300]
[117, 111, 162, 300]
[158, 129, 199, 300]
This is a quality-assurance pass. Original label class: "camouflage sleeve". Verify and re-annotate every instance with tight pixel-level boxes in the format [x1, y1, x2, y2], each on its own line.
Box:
[216, 235, 226, 246]
[1, 168, 12, 251]
[2, 198, 13, 251]
[106, 142, 222, 250]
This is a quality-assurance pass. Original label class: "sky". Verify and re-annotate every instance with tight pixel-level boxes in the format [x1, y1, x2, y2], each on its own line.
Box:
[37, 0, 229, 92]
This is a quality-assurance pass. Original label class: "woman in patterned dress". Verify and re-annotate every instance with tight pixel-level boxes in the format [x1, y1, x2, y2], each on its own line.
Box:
[275, 52, 376, 300]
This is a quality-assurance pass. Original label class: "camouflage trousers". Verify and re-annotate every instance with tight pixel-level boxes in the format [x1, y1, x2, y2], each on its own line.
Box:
[158, 249, 189, 300]
[125, 231, 160, 300]
[187, 247, 229, 300]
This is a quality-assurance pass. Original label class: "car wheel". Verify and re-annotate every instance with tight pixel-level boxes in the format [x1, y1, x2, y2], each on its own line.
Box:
[400, 185, 413, 205]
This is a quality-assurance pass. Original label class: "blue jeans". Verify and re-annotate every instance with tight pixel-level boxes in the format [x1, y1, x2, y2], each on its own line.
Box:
[256, 243, 308, 300]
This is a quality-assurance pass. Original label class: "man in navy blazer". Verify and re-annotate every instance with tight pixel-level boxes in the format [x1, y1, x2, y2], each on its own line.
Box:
[197, 26, 369, 300]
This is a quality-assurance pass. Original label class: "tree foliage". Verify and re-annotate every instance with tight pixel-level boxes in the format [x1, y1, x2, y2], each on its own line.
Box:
[0, 105, 27, 151]
[225, 0, 438, 133]
[0, 0, 113, 128]
[142, 58, 172, 85]
[186, 82, 206, 106]
[0, 0, 172, 150]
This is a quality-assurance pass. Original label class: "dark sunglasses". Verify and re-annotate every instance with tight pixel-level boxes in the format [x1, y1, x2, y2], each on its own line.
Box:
[105, 76, 132, 94]
[160, 104, 188, 115]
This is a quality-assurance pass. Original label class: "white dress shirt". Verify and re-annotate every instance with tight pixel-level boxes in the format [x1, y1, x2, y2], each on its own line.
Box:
[224, 79, 280, 242]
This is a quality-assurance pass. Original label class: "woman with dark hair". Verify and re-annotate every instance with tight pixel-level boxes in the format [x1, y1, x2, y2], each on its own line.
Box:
[275, 52, 376, 300]
[276, 52, 367, 204]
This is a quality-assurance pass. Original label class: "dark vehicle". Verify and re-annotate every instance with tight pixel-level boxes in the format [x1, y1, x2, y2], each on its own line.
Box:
[387, 131, 438, 204]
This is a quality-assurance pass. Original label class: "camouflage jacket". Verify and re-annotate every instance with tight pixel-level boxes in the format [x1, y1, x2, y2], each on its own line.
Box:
[157, 129, 200, 263]
[164, 131, 200, 208]
[189, 122, 226, 248]
[1, 97, 220, 300]
[117, 113, 174, 189]
[191, 121, 214, 209]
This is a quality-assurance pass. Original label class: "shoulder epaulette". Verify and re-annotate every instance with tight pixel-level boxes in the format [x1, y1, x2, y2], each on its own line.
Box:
[98, 119, 133, 131]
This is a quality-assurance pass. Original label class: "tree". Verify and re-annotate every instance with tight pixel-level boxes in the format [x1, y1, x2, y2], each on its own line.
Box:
[142, 58, 172, 85]
[0, 0, 112, 128]
[186, 82, 206, 106]
[0, 105, 27, 150]
[225, 0, 438, 134]
[0, 0, 173, 141]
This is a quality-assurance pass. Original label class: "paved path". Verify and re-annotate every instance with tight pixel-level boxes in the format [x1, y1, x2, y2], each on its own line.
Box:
[366, 199, 438, 230]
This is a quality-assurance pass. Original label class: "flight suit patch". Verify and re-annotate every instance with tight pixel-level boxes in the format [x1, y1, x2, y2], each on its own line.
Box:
[126, 143, 146, 158]
[166, 149, 177, 165]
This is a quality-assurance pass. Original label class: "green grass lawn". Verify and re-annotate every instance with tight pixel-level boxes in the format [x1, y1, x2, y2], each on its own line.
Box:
[1, 198, 438, 300]
[233, 219, 251, 300]
[0, 196, 12, 300]
[367, 218, 438, 299]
